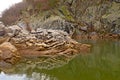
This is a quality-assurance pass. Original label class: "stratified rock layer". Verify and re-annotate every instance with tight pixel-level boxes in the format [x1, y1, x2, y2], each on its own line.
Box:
[10, 28, 91, 57]
[0, 25, 91, 64]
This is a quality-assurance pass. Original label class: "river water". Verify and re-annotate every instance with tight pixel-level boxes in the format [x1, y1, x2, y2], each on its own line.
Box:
[0, 40, 120, 80]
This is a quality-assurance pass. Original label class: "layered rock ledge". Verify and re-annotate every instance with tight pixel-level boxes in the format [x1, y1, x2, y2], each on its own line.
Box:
[0, 24, 91, 65]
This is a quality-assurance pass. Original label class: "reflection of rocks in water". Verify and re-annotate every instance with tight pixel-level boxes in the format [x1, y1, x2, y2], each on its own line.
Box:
[0, 61, 12, 68]
[0, 54, 74, 71]
[28, 72, 57, 80]
[0, 54, 74, 80]
[0, 71, 57, 80]
[15, 54, 75, 71]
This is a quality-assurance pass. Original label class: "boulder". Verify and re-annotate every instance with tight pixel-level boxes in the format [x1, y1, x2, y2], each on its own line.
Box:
[0, 42, 21, 64]
[0, 30, 5, 36]
[88, 32, 99, 40]
[4, 25, 22, 37]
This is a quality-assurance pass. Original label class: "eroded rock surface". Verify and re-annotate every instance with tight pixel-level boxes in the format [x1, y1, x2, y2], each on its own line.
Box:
[9, 28, 91, 57]
[0, 23, 91, 65]
[0, 42, 21, 64]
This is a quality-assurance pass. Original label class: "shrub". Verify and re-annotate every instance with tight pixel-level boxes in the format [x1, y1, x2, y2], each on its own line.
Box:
[25, 0, 59, 11]
[1, 2, 28, 26]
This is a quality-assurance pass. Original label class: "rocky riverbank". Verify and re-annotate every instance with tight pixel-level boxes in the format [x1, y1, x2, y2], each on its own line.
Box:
[0, 0, 119, 67]
[0, 22, 91, 65]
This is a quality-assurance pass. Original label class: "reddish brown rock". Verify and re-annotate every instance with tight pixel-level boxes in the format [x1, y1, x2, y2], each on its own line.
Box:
[0, 42, 21, 64]
[79, 44, 91, 53]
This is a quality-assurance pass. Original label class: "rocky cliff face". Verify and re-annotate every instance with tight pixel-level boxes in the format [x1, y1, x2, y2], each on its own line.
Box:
[1, 0, 119, 37]
[57, 0, 120, 34]
[16, 0, 119, 40]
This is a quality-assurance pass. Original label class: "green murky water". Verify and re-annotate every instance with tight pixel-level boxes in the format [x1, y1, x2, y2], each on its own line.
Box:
[0, 40, 120, 80]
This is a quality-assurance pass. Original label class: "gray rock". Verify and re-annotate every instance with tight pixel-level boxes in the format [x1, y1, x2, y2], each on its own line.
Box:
[102, 2, 120, 33]
[30, 16, 75, 36]
[0, 22, 6, 36]
[0, 30, 5, 36]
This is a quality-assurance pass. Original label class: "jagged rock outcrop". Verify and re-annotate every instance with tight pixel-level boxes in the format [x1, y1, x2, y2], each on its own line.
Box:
[19, 0, 119, 40]
[28, 16, 75, 37]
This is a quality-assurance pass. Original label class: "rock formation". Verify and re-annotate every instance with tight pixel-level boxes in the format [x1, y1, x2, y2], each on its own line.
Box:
[0, 42, 20, 64]
[0, 22, 91, 65]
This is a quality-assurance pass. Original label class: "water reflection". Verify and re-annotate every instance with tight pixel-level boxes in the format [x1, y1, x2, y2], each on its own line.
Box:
[0, 72, 26, 80]
[41, 40, 120, 80]
[0, 72, 57, 80]
[0, 40, 120, 80]
[0, 54, 74, 80]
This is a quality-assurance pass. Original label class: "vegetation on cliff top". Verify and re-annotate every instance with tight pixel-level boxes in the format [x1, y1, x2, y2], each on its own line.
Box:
[0, 0, 109, 25]
[0, 0, 120, 36]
